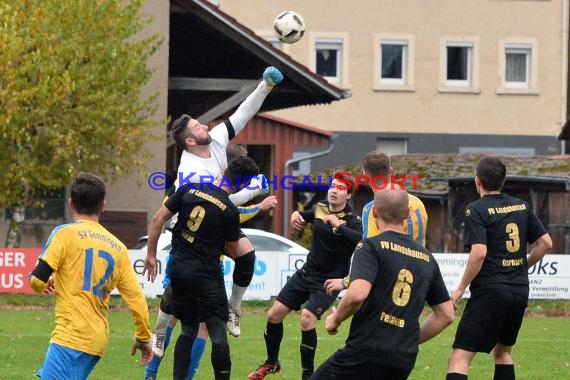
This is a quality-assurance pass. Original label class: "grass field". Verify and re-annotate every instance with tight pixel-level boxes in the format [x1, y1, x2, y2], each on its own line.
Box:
[1, 296, 569, 379]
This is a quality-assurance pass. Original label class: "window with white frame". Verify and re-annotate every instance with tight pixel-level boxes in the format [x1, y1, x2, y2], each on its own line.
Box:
[505, 44, 531, 88]
[446, 43, 472, 86]
[381, 41, 407, 84]
[374, 34, 414, 91]
[497, 39, 537, 94]
[315, 39, 342, 82]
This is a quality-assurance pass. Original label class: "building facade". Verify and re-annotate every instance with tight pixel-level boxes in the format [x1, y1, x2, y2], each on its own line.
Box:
[219, 0, 569, 170]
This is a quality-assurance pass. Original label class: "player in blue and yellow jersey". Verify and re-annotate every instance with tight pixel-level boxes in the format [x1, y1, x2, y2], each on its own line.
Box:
[325, 151, 428, 294]
[29, 172, 152, 379]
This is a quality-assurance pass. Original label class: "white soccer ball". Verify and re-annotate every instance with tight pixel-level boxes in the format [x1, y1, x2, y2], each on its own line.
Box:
[273, 11, 305, 44]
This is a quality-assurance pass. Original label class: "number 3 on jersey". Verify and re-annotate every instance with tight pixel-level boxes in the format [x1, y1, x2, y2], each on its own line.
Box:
[505, 222, 520, 253]
[82, 248, 115, 298]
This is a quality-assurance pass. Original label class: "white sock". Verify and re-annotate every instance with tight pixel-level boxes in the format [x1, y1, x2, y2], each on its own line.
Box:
[229, 284, 247, 312]
[155, 309, 173, 335]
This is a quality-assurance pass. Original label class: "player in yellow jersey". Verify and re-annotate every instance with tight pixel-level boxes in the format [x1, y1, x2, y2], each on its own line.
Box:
[29, 172, 152, 379]
[325, 151, 428, 294]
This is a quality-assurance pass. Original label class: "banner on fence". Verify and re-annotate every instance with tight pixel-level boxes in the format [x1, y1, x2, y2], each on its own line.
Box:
[2, 249, 569, 300]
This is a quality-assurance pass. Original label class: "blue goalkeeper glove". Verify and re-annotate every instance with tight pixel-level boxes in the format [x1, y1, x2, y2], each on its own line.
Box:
[263, 66, 283, 87]
[249, 174, 269, 194]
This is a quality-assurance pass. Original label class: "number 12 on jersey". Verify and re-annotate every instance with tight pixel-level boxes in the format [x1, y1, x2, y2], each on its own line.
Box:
[82, 248, 115, 297]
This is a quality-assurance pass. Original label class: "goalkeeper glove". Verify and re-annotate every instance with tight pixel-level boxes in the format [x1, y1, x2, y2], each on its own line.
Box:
[249, 174, 269, 194]
[263, 66, 283, 87]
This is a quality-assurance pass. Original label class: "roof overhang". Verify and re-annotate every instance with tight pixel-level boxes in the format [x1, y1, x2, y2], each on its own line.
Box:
[432, 175, 570, 191]
[169, 0, 350, 123]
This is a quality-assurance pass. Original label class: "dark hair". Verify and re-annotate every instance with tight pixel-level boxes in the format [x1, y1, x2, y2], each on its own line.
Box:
[224, 156, 260, 189]
[476, 156, 506, 191]
[70, 172, 106, 215]
[170, 114, 192, 149]
[226, 143, 248, 164]
[361, 151, 391, 177]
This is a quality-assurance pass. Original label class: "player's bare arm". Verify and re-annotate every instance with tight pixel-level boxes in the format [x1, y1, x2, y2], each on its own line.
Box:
[452, 243, 487, 307]
[143, 205, 173, 282]
[527, 233, 553, 268]
[325, 279, 371, 335]
[418, 300, 455, 344]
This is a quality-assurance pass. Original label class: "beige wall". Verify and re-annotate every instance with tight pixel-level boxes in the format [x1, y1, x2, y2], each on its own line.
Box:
[104, 0, 169, 219]
[220, 0, 567, 137]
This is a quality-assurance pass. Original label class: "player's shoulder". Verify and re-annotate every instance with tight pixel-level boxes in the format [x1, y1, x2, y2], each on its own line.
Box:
[94, 223, 128, 252]
[46, 221, 83, 242]
[408, 193, 426, 208]
[362, 199, 374, 212]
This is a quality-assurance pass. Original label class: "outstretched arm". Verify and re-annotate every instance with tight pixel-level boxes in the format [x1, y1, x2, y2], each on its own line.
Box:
[228, 67, 283, 136]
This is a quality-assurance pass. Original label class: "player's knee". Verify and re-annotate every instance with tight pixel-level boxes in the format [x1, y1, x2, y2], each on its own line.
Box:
[232, 250, 255, 287]
[159, 287, 174, 314]
[267, 303, 288, 324]
[238, 237, 254, 254]
[206, 319, 228, 345]
[300, 309, 317, 330]
[492, 344, 513, 363]
[180, 323, 199, 339]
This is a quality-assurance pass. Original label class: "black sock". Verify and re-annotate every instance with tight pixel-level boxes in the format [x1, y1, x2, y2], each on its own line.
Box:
[300, 328, 317, 375]
[211, 343, 231, 380]
[264, 321, 283, 364]
[446, 373, 468, 380]
[494, 364, 515, 380]
[173, 334, 194, 380]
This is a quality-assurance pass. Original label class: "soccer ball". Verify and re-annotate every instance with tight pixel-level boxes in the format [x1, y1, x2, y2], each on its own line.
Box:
[273, 11, 305, 44]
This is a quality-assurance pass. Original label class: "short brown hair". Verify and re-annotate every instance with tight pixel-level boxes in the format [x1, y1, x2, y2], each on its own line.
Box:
[361, 151, 391, 177]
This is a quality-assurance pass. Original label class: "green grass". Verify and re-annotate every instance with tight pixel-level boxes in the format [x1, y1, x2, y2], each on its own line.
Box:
[1, 297, 570, 379]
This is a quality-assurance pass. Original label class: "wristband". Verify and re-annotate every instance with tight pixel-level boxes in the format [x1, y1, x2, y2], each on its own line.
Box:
[341, 276, 350, 290]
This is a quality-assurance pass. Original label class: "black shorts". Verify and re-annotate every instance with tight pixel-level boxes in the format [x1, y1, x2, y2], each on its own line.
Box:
[453, 288, 528, 353]
[169, 264, 228, 325]
[276, 269, 339, 319]
[312, 347, 412, 380]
